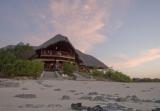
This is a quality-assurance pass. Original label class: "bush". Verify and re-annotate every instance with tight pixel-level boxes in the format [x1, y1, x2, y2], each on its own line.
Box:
[0, 48, 43, 78]
[105, 69, 132, 82]
[91, 70, 105, 80]
[14, 44, 35, 60]
[0, 50, 16, 75]
[11, 60, 44, 77]
[63, 62, 77, 76]
[133, 78, 160, 82]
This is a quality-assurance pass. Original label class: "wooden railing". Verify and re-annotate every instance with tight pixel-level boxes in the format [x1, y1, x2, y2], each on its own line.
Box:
[40, 51, 75, 59]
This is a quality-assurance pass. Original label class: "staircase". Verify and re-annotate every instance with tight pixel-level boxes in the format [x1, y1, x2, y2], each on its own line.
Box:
[39, 71, 62, 80]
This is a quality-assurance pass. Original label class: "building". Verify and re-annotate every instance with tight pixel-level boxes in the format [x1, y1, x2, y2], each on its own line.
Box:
[1, 34, 108, 72]
[33, 34, 108, 71]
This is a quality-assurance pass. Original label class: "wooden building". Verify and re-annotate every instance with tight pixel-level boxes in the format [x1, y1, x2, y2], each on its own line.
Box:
[34, 34, 108, 71]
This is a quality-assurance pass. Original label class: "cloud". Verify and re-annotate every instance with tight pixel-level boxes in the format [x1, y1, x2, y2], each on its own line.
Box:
[49, 0, 112, 52]
[109, 48, 160, 68]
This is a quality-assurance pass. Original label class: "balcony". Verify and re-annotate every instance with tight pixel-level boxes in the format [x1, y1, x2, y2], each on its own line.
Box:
[40, 51, 75, 60]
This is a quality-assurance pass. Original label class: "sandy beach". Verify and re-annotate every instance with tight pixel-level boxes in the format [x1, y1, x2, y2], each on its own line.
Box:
[0, 79, 160, 111]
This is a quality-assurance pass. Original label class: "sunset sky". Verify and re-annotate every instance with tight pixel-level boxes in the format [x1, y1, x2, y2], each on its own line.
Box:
[0, 0, 160, 78]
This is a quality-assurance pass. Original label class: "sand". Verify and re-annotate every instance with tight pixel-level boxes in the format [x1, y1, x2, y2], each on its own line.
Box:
[0, 79, 160, 111]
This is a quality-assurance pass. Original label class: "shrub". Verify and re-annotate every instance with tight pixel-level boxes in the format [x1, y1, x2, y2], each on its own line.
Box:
[103, 68, 132, 82]
[11, 60, 44, 77]
[0, 49, 43, 78]
[133, 78, 160, 82]
[14, 44, 35, 60]
[91, 70, 105, 79]
[63, 62, 77, 76]
[0, 50, 16, 76]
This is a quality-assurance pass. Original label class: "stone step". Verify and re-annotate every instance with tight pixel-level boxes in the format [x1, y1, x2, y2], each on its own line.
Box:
[40, 71, 58, 80]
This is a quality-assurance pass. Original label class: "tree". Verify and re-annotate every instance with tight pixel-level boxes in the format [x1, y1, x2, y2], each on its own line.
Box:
[0, 50, 16, 73]
[14, 44, 35, 60]
[63, 62, 77, 76]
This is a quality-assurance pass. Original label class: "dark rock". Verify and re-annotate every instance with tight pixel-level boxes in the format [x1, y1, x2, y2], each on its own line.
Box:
[54, 88, 61, 91]
[88, 92, 98, 95]
[155, 100, 160, 103]
[61, 95, 70, 100]
[116, 97, 127, 102]
[14, 94, 36, 99]
[91, 105, 103, 111]
[43, 84, 52, 88]
[142, 99, 152, 102]
[152, 108, 160, 111]
[22, 88, 28, 90]
[71, 103, 104, 111]
[103, 103, 126, 111]
[127, 108, 134, 111]
[48, 104, 62, 108]
[126, 86, 130, 88]
[79, 96, 92, 101]
[93, 96, 106, 101]
[74, 93, 79, 95]
[71, 103, 82, 110]
[69, 90, 76, 93]
[25, 104, 44, 108]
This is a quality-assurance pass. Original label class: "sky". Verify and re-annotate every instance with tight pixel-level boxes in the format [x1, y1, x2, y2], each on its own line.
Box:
[0, 0, 160, 78]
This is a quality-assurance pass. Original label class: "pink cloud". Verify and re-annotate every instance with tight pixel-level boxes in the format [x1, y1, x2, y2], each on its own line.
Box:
[109, 48, 160, 68]
[49, 0, 112, 52]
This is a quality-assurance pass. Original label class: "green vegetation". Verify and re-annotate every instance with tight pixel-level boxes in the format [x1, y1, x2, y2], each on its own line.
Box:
[133, 78, 160, 82]
[0, 44, 43, 78]
[107, 71, 132, 82]
[91, 68, 132, 82]
[91, 70, 105, 80]
[14, 44, 35, 60]
[63, 62, 77, 76]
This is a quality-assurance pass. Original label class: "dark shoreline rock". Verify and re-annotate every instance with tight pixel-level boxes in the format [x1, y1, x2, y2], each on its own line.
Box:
[61, 95, 70, 100]
[71, 103, 131, 111]
[14, 94, 36, 99]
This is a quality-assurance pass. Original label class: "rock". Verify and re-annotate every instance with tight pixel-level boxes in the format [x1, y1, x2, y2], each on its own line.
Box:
[116, 97, 127, 102]
[22, 88, 28, 90]
[43, 84, 52, 88]
[155, 100, 160, 103]
[25, 104, 44, 108]
[142, 99, 152, 102]
[93, 96, 106, 101]
[14, 94, 36, 99]
[48, 104, 62, 108]
[69, 90, 76, 93]
[103, 103, 126, 111]
[91, 105, 104, 111]
[131, 95, 139, 101]
[88, 92, 98, 95]
[127, 108, 134, 111]
[71, 103, 103, 111]
[61, 95, 70, 100]
[54, 88, 61, 91]
[80, 96, 92, 101]
[71, 103, 82, 110]
[152, 108, 160, 111]
[126, 86, 130, 88]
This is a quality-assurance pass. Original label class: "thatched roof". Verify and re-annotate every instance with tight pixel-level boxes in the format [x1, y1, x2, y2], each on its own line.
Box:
[76, 50, 108, 69]
[36, 34, 75, 51]
[36, 34, 108, 69]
